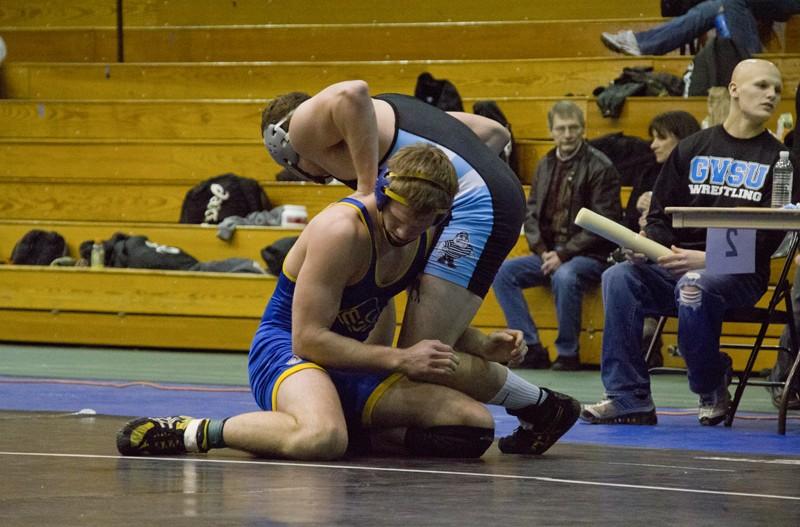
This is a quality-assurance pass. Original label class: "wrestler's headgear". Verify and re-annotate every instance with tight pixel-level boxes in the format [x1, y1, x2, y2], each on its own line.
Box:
[263, 110, 318, 181]
[374, 166, 451, 226]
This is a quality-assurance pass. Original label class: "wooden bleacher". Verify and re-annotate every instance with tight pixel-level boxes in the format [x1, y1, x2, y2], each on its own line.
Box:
[0, 0, 661, 27]
[0, 57, 706, 99]
[3, 19, 666, 62]
[1, 0, 796, 370]
[3, 54, 798, 101]
[3, 97, 797, 141]
[0, 97, 794, 186]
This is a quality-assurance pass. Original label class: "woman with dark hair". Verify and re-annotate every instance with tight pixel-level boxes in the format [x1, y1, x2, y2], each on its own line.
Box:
[638, 111, 703, 228]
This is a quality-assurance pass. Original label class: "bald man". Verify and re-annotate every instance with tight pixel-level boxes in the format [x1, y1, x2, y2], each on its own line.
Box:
[582, 59, 796, 427]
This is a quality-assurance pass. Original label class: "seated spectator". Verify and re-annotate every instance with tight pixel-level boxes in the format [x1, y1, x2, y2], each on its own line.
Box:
[637, 111, 702, 365]
[632, 111, 703, 231]
[492, 101, 622, 371]
[581, 59, 790, 427]
[601, 0, 799, 57]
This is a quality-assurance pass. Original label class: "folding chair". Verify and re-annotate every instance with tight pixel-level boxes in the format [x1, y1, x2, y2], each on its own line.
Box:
[644, 232, 800, 434]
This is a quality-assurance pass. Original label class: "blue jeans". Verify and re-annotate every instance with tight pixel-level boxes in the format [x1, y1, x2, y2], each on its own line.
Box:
[492, 254, 606, 358]
[600, 262, 765, 398]
[636, 0, 761, 55]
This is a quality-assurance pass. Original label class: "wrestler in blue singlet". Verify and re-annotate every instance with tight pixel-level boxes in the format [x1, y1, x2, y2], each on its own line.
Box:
[248, 197, 431, 428]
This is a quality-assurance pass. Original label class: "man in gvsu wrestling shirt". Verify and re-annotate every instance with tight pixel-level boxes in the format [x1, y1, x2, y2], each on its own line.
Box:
[582, 59, 796, 427]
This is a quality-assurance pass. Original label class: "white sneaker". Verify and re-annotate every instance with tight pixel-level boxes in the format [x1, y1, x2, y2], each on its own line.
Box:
[580, 395, 657, 425]
[601, 30, 642, 56]
[698, 386, 731, 426]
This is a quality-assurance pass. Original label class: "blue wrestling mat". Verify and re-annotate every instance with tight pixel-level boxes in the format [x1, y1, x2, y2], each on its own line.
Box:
[2, 375, 798, 457]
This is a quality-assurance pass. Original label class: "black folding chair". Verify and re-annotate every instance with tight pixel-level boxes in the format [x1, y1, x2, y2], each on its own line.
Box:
[644, 232, 800, 434]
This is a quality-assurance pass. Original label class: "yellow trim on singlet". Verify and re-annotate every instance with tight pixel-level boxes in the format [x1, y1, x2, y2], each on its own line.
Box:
[361, 372, 405, 426]
[271, 362, 325, 410]
[281, 262, 298, 282]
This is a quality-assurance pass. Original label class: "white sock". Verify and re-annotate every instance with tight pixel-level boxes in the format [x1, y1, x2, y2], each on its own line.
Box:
[487, 370, 547, 410]
[183, 419, 202, 452]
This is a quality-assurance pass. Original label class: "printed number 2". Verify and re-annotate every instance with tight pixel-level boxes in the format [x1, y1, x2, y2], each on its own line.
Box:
[725, 229, 738, 257]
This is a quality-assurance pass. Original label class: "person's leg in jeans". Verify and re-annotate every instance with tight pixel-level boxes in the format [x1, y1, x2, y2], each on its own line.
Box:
[635, 0, 760, 55]
[600, 262, 678, 397]
[549, 256, 606, 360]
[581, 262, 677, 424]
[676, 270, 765, 394]
[492, 254, 547, 348]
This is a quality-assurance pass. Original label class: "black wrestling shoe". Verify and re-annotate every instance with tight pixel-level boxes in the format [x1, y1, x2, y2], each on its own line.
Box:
[498, 389, 580, 455]
[116, 416, 208, 456]
[515, 343, 551, 369]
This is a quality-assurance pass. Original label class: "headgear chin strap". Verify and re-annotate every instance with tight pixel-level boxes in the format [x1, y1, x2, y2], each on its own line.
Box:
[263, 111, 319, 181]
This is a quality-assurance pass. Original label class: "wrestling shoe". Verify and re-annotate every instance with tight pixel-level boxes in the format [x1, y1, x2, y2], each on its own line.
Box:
[498, 388, 580, 455]
[698, 353, 733, 426]
[116, 416, 209, 456]
[580, 395, 657, 425]
[601, 30, 641, 56]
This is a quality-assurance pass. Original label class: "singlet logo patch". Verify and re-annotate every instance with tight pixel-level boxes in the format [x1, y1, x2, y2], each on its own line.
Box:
[687, 155, 769, 202]
[433, 231, 473, 269]
[337, 297, 381, 334]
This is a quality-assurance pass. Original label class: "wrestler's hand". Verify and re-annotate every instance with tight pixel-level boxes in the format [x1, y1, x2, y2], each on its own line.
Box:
[398, 340, 459, 382]
[481, 329, 527, 366]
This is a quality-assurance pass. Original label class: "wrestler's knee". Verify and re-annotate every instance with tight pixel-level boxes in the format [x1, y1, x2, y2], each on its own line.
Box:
[285, 420, 349, 461]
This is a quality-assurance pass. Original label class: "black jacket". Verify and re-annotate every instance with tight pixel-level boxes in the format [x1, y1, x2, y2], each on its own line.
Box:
[525, 142, 622, 262]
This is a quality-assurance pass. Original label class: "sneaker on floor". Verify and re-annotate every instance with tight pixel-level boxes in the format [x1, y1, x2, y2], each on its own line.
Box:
[601, 30, 641, 56]
[697, 386, 731, 426]
[698, 354, 733, 426]
[117, 416, 208, 456]
[516, 342, 551, 369]
[498, 388, 581, 455]
[551, 355, 580, 371]
[580, 396, 657, 425]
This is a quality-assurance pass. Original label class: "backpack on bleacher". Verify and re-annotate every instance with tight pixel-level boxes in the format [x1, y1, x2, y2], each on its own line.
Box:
[10, 230, 68, 265]
[179, 173, 272, 225]
[472, 100, 520, 178]
[686, 36, 749, 96]
[261, 236, 299, 276]
[79, 233, 199, 270]
[414, 72, 464, 112]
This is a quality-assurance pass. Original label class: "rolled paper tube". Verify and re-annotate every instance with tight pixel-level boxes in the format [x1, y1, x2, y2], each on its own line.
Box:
[574, 208, 672, 261]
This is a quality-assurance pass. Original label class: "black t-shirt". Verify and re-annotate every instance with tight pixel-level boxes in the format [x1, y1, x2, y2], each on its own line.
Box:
[646, 125, 793, 283]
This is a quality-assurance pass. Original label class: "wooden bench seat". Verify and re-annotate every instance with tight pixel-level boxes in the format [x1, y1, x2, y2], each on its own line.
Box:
[0, 57, 701, 100]
[38, 19, 800, 62]
[0, 261, 786, 370]
[1, 96, 794, 143]
[0, 220, 304, 264]
[0, 170, 634, 221]
[3, 55, 797, 100]
[0, 0, 661, 27]
[1, 19, 665, 62]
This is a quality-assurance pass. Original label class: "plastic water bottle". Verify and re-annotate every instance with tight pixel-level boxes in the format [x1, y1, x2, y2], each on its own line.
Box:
[715, 6, 731, 39]
[771, 151, 794, 208]
[90, 240, 105, 268]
